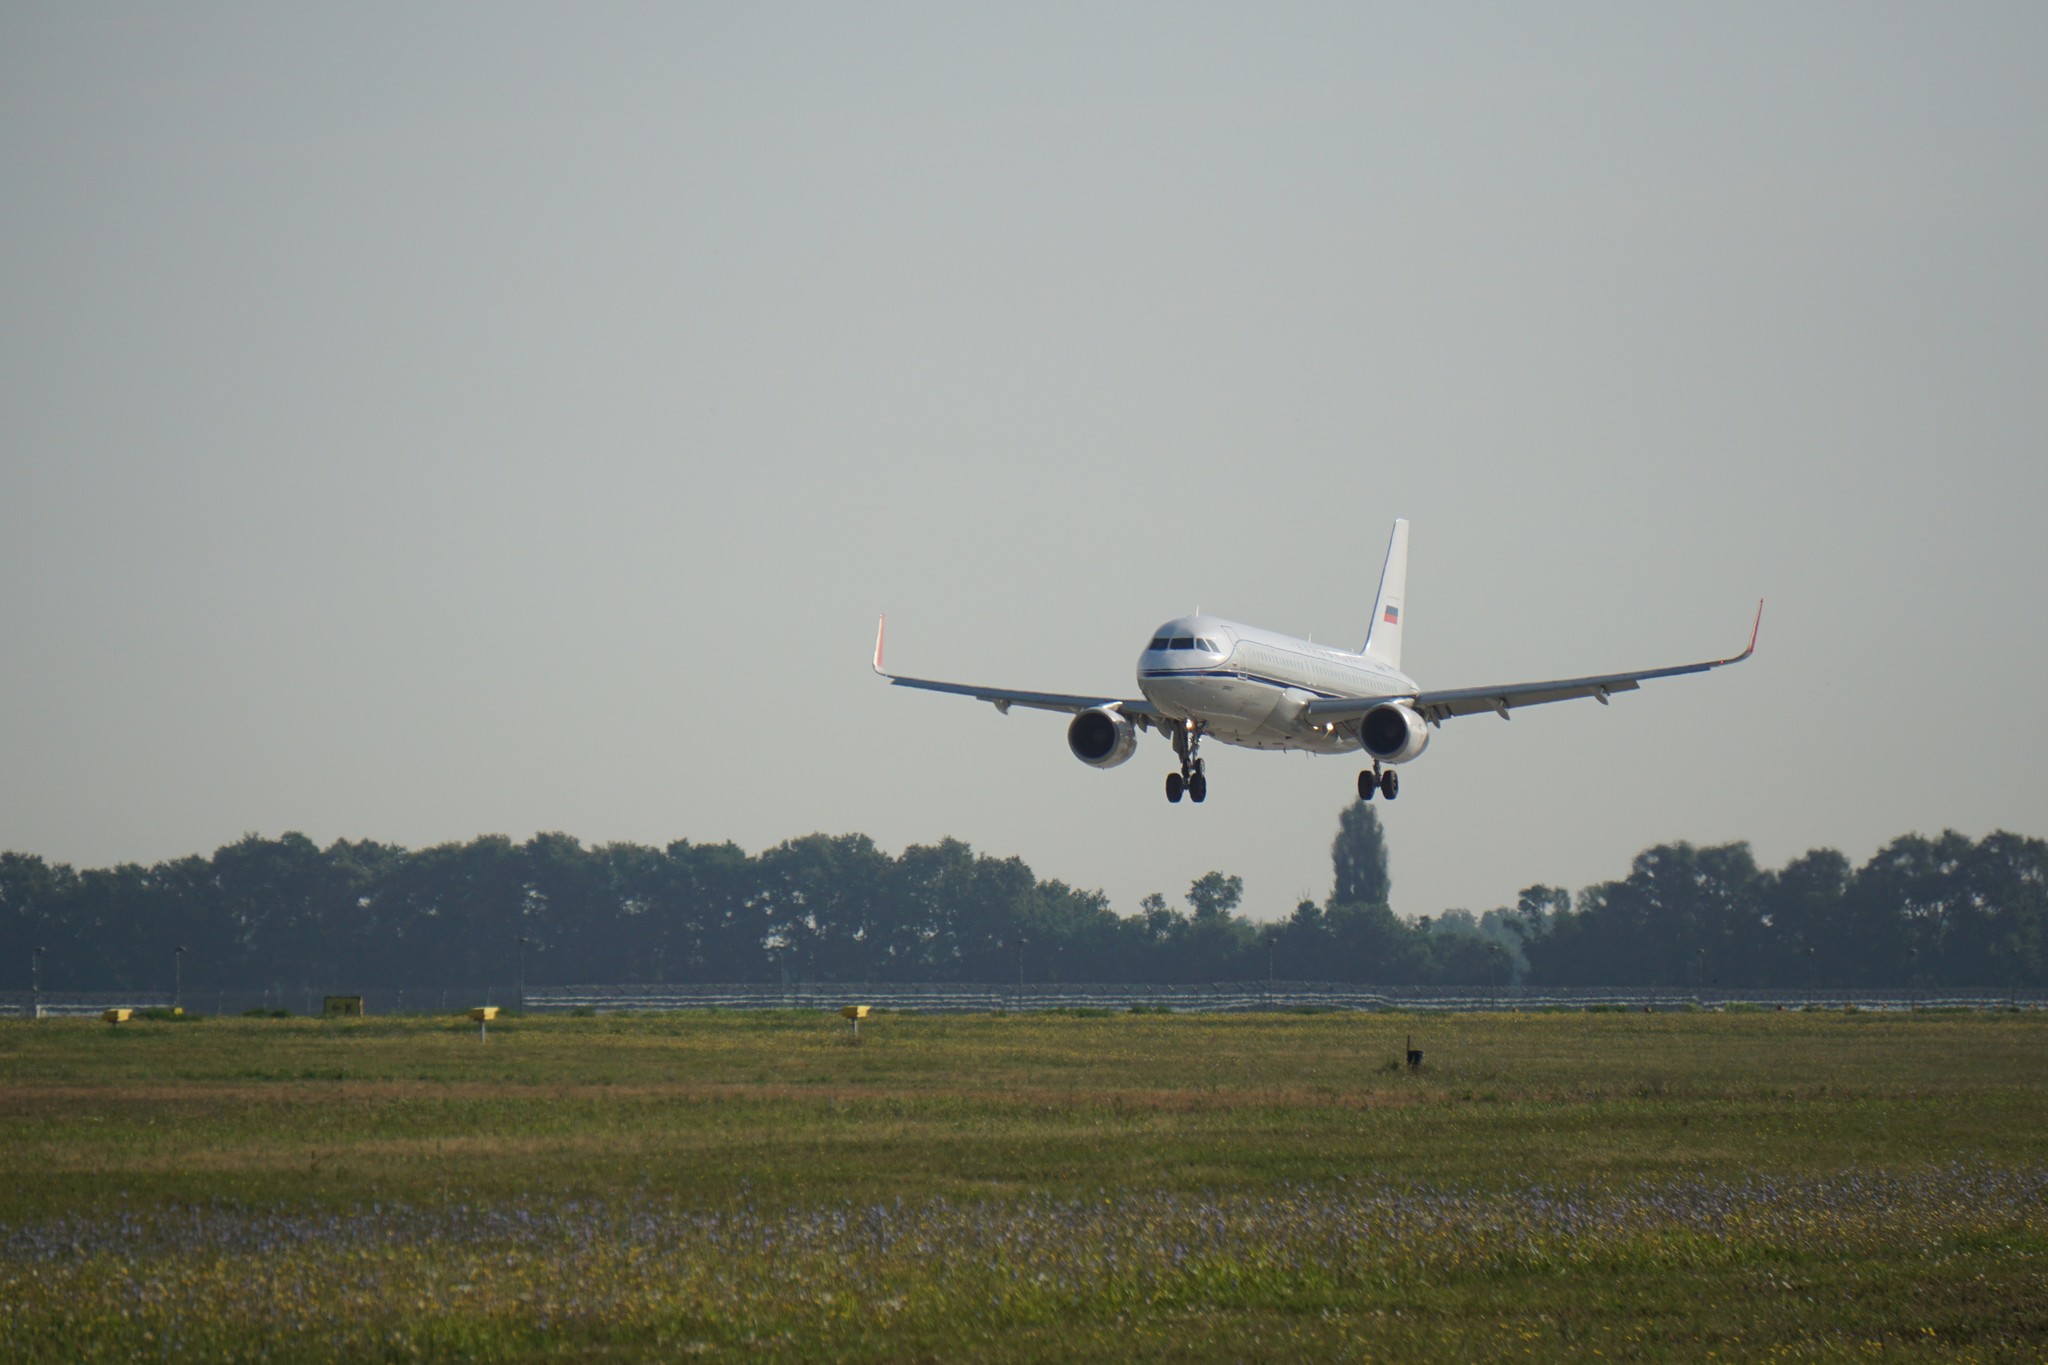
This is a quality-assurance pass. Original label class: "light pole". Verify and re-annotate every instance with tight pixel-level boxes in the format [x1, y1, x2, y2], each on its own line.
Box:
[31, 946, 44, 1020]
[174, 946, 187, 1011]
[515, 936, 530, 1011]
[1017, 936, 1027, 990]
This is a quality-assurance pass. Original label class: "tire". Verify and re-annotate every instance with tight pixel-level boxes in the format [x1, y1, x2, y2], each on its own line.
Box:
[1188, 772, 1208, 803]
[1380, 769, 1399, 800]
[1358, 770, 1376, 801]
[1166, 772, 1185, 803]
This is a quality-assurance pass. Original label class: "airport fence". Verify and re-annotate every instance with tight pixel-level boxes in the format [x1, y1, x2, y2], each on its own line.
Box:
[4, 982, 2046, 1018]
[0, 985, 528, 1019]
[525, 982, 2048, 1013]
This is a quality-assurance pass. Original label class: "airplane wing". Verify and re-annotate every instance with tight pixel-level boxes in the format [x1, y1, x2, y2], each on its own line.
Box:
[1305, 601, 1762, 725]
[872, 617, 1162, 719]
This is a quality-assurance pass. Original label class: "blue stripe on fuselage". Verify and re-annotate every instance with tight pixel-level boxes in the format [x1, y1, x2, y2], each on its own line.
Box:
[1138, 668, 1344, 700]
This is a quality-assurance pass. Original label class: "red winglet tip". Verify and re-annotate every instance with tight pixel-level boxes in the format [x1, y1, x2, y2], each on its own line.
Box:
[1729, 599, 1763, 662]
[873, 615, 888, 674]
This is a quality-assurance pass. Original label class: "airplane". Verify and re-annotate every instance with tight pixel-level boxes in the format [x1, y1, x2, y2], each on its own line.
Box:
[873, 519, 1761, 805]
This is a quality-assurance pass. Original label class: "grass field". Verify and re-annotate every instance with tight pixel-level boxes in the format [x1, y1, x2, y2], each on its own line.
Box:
[2, 1008, 2045, 1360]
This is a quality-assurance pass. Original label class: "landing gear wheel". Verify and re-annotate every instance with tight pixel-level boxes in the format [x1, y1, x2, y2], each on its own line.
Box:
[1358, 770, 1377, 801]
[1170, 720, 1208, 808]
[1380, 769, 1399, 800]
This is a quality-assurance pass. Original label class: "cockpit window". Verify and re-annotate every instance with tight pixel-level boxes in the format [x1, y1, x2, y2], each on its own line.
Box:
[1148, 637, 1169, 651]
[1170, 636, 1194, 649]
[1197, 638, 1219, 652]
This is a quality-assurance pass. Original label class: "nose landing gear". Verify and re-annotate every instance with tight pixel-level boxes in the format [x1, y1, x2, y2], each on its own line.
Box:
[1166, 721, 1208, 804]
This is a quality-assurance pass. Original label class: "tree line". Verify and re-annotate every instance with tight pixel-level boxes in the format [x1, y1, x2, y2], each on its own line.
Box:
[1, 807, 2041, 993]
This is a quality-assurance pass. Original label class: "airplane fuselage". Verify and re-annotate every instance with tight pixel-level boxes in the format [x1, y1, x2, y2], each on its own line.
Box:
[1136, 615, 1417, 755]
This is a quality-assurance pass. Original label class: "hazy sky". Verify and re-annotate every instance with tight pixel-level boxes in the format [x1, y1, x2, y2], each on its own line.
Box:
[4, 4, 2045, 924]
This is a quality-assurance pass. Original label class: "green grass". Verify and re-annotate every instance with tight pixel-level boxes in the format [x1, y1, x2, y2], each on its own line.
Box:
[2, 1009, 2045, 1360]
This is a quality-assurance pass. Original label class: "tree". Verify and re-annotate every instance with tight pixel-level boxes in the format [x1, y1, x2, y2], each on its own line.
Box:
[0, 854, 72, 985]
[1960, 831, 2048, 991]
[1757, 849, 1851, 987]
[669, 839, 764, 981]
[1270, 899, 1332, 980]
[376, 835, 527, 987]
[1165, 872, 1255, 979]
[1185, 872, 1244, 919]
[1843, 832, 1972, 988]
[3, 814, 2042, 991]
[754, 834, 894, 983]
[210, 833, 372, 993]
[1324, 900, 1428, 983]
[1331, 801, 1390, 908]
[1417, 911, 1509, 985]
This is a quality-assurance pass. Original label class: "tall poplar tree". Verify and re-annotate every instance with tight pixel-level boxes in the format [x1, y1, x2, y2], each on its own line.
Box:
[1331, 801, 1391, 907]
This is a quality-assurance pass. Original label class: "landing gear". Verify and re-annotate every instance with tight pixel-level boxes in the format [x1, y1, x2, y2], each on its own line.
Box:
[1359, 765, 1400, 801]
[1165, 720, 1208, 805]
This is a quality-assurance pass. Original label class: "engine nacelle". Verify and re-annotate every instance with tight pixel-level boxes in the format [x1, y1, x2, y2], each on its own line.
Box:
[1358, 702, 1430, 764]
[1067, 707, 1139, 769]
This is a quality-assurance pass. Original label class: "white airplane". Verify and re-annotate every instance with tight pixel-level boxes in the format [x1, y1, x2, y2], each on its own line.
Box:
[874, 519, 1761, 805]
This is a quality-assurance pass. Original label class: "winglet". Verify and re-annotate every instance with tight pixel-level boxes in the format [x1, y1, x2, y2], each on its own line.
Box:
[1723, 599, 1763, 665]
[872, 615, 889, 676]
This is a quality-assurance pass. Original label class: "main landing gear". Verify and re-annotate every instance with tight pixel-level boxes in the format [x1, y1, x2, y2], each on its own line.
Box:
[1358, 765, 1398, 802]
[1165, 720, 1208, 804]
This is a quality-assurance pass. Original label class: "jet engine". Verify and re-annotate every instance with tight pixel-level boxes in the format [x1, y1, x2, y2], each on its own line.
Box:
[1358, 702, 1430, 764]
[1067, 707, 1139, 769]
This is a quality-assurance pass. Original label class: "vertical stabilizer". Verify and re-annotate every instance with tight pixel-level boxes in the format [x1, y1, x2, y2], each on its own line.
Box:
[1361, 518, 1409, 667]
